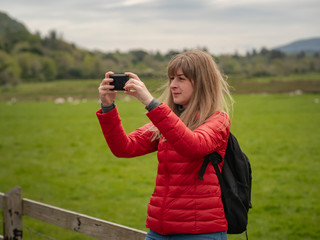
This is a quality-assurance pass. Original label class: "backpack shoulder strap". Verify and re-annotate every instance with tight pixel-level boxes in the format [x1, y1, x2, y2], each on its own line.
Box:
[198, 152, 223, 181]
[209, 154, 226, 191]
[198, 152, 228, 210]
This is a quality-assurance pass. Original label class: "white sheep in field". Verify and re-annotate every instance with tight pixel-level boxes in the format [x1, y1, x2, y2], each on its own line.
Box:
[54, 98, 65, 104]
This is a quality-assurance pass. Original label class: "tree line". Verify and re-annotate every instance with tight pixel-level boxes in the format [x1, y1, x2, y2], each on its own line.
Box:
[1, 29, 320, 87]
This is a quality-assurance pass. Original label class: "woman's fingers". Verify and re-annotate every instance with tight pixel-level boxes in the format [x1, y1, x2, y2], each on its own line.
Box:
[123, 78, 153, 106]
[100, 76, 114, 86]
[99, 83, 114, 91]
[125, 72, 139, 80]
[125, 77, 146, 89]
[105, 71, 114, 78]
[99, 72, 117, 106]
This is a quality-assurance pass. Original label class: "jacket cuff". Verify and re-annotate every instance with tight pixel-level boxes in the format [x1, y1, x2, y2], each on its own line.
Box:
[101, 102, 115, 113]
[145, 98, 161, 112]
[146, 103, 173, 124]
[96, 106, 120, 124]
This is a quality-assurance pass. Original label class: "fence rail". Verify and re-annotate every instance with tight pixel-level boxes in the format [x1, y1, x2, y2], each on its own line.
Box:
[0, 190, 3, 240]
[0, 186, 147, 240]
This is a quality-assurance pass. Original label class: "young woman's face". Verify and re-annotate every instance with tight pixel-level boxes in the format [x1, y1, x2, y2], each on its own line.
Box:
[169, 67, 194, 108]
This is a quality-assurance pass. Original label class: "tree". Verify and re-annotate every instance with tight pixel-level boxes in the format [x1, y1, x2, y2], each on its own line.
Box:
[260, 47, 269, 56]
[0, 50, 21, 86]
[42, 56, 57, 80]
[16, 52, 44, 81]
[52, 51, 75, 78]
[130, 49, 148, 63]
[82, 53, 100, 78]
[269, 50, 285, 59]
[297, 51, 306, 59]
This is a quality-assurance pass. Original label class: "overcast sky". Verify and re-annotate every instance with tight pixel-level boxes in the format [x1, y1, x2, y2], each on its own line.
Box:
[1, 0, 319, 55]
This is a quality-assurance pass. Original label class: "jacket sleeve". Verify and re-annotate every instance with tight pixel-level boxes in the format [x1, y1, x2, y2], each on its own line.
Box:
[96, 107, 158, 158]
[147, 103, 230, 158]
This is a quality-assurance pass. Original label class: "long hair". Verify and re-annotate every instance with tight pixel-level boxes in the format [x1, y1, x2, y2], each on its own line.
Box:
[151, 49, 233, 140]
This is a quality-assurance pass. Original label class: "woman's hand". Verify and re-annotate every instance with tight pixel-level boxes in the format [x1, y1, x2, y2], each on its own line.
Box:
[124, 72, 154, 106]
[98, 71, 117, 106]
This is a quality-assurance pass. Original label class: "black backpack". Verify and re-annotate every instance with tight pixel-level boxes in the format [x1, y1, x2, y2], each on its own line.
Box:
[198, 132, 252, 235]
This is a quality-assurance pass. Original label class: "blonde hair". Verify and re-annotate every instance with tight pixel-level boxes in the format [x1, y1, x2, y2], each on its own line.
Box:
[151, 49, 233, 140]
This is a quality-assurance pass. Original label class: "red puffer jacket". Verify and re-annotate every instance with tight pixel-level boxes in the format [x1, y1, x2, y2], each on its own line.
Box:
[96, 103, 230, 235]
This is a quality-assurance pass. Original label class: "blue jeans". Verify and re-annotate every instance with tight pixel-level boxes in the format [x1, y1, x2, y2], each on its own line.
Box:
[145, 230, 227, 240]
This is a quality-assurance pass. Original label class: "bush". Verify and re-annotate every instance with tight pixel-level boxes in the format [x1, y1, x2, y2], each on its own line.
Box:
[0, 50, 21, 86]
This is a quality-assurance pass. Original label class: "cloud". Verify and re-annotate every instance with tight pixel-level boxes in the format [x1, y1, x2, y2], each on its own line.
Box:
[122, 0, 153, 6]
[1, 0, 319, 54]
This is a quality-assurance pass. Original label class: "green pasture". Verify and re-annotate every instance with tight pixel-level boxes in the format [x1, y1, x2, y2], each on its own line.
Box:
[0, 78, 167, 101]
[0, 92, 320, 239]
[1, 72, 319, 102]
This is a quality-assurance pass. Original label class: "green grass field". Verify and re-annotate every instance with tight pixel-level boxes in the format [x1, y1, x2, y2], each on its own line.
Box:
[0, 92, 320, 239]
[0, 78, 167, 101]
[1, 72, 319, 101]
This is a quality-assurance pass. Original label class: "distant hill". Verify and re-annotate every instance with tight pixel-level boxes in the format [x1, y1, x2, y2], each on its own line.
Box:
[274, 37, 320, 54]
[0, 11, 29, 38]
[1, 10, 320, 86]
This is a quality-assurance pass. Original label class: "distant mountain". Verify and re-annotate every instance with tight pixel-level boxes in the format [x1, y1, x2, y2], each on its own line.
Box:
[274, 37, 320, 54]
[0, 11, 30, 39]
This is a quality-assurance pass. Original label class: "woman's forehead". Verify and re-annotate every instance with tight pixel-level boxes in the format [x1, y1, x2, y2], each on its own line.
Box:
[175, 67, 184, 75]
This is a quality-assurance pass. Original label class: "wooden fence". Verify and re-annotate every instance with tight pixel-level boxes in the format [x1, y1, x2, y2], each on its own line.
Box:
[0, 186, 147, 240]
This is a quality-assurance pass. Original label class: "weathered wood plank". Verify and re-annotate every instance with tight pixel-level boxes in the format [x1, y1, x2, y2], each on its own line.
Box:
[1, 191, 5, 240]
[3, 186, 23, 240]
[23, 198, 147, 240]
[0, 191, 4, 209]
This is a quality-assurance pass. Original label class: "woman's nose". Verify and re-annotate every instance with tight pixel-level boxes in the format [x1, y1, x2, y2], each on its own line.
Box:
[170, 78, 177, 88]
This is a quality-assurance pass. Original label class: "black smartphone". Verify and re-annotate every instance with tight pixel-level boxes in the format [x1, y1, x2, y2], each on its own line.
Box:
[109, 74, 129, 91]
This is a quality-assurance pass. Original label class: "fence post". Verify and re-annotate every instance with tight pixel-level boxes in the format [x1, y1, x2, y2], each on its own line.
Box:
[3, 186, 23, 240]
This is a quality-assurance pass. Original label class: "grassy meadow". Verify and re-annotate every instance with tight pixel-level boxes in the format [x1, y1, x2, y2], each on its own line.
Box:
[0, 79, 320, 239]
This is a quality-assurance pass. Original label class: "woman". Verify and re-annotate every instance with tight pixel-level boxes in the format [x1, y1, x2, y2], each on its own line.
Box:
[97, 50, 233, 240]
